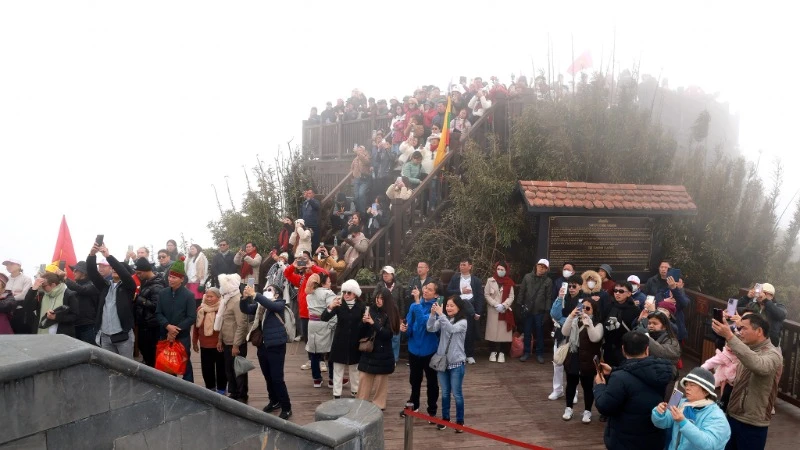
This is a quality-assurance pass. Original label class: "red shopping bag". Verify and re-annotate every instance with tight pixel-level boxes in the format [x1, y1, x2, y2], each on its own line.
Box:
[155, 340, 188, 376]
[510, 332, 524, 358]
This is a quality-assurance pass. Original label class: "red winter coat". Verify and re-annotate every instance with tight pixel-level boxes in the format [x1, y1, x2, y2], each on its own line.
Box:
[283, 264, 328, 319]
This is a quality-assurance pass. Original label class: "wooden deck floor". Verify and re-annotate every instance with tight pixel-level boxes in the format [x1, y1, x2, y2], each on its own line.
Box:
[190, 342, 800, 449]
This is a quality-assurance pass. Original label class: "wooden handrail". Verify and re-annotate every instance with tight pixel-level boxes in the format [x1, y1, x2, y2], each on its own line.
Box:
[338, 220, 394, 280]
[322, 171, 353, 206]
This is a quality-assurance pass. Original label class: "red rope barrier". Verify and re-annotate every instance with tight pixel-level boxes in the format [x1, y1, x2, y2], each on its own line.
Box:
[403, 407, 552, 450]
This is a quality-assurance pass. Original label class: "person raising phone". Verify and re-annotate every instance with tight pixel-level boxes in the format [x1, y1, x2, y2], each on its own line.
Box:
[560, 299, 603, 423]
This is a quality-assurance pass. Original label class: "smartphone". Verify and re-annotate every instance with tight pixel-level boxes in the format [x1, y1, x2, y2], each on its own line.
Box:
[395, 176, 403, 184]
[712, 308, 724, 323]
[95, 234, 104, 246]
[365, 306, 371, 316]
[753, 283, 763, 298]
[402, 318, 407, 325]
[593, 355, 601, 373]
[667, 267, 681, 281]
[58, 260, 66, 270]
[667, 389, 684, 408]
[39, 263, 47, 275]
[726, 298, 738, 317]
[371, 203, 379, 211]
[246, 277, 255, 288]
[576, 303, 584, 315]
[127, 244, 134, 253]
[561, 281, 568, 291]
[645, 296, 656, 312]
[437, 297, 444, 306]
[459, 76, 467, 84]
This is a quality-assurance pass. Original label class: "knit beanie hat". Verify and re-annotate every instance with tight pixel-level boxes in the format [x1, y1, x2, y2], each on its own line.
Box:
[656, 301, 677, 318]
[680, 367, 717, 399]
[169, 256, 186, 278]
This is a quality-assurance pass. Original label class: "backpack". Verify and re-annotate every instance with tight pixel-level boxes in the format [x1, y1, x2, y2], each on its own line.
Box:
[273, 304, 296, 343]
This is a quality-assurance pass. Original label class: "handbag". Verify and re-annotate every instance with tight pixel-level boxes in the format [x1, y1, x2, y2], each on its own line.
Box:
[234, 355, 256, 377]
[358, 333, 375, 352]
[429, 332, 453, 372]
[553, 342, 570, 365]
[249, 326, 263, 347]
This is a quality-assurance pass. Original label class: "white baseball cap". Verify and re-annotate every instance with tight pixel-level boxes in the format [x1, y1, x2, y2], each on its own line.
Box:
[2, 259, 22, 266]
[382, 266, 395, 274]
[627, 275, 641, 285]
[537, 259, 550, 268]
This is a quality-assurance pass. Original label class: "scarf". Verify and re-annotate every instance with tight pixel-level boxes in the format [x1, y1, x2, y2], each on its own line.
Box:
[679, 398, 714, 413]
[493, 263, 516, 331]
[239, 249, 258, 279]
[214, 283, 240, 331]
[568, 317, 586, 354]
[196, 299, 220, 336]
[38, 283, 66, 335]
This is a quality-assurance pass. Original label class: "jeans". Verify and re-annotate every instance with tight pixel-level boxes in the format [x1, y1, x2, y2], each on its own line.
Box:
[353, 178, 370, 213]
[310, 352, 332, 381]
[75, 324, 96, 346]
[523, 313, 545, 356]
[392, 333, 400, 362]
[224, 343, 249, 397]
[257, 344, 291, 411]
[199, 347, 227, 391]
[408, 352, 438, 415]
[438, 364, 465, 423]
[725, 416, 769, 450]
[99, 329, 135, 359]
[138, 326, 160, 367]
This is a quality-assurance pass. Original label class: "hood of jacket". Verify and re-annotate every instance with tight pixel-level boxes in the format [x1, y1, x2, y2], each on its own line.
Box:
[218, 273, 242, 296]
[581, 270, 603, 294]
[617, 357, 674, 391]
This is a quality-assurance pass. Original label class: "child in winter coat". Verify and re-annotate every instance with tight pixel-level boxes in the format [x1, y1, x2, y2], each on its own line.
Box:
[701, 344, 739, 411]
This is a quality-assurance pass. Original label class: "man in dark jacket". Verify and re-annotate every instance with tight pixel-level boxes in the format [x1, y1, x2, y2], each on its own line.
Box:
[736, 282, 787, 346]
[62, 261, 99, 345]
[209, 240, 238, 287]
[300, 188, 321, 251]
[133, 257, 167, 367]
[87, 244, 137, 358]
[594, 332, 674, 450]
[405, 261, 435, 318]
[517, 258, 553, 363]
[644, 260, 671, 298]
[155, 257, 196, 382]
[446, 258, 484, 364]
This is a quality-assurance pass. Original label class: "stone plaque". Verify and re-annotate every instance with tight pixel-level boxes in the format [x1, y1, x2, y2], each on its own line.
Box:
[547, 216, 653, 273]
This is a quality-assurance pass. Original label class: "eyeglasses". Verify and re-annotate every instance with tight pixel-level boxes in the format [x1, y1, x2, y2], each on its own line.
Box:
[613, 289, 628, 294]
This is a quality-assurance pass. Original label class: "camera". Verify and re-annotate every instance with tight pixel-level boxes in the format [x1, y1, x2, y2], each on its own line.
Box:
[296, 259, 307, 267]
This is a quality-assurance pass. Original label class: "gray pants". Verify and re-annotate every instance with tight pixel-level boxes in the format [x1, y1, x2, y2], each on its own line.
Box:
[99, 330, 135, 359]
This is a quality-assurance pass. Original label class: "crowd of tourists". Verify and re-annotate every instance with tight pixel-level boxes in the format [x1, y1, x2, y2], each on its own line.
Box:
[1, 239, 788, 449]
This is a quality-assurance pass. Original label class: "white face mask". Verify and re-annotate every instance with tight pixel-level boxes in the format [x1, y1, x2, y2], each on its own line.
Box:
[632, 285, 639, 293]
[496, 269, 506, 278]
[587, 280, 597, 289]
[562, 270, 573, 278]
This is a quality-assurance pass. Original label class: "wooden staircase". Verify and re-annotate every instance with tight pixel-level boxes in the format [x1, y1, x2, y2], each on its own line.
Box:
[309, 97, 530, 280]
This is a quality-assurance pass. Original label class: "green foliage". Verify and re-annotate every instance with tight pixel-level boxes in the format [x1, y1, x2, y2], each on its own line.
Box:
[355, 268, 377, 286]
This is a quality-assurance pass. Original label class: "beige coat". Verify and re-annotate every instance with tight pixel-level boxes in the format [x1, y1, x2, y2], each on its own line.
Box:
[234, 251, 262, 283]
[484, 277, 515, 342]
[217, 292, 248, 346]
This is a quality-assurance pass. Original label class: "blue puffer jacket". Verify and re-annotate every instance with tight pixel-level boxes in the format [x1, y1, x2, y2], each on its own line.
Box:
[241, 293, 287, 348]
[405, 297, 439, 357]
[594, 356, 674, 450]
[651, 399, 731, 450]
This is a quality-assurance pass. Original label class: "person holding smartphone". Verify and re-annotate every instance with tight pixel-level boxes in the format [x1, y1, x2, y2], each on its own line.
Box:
[560, 299, 603, 423]
[651, 367, 731, 449]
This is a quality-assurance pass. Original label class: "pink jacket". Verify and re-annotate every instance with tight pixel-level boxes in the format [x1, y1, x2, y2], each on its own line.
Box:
[701, 346, 739, 387]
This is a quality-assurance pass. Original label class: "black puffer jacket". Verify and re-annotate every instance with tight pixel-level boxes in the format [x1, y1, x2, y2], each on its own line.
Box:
[135, 273, 167, 328]
[63, 278, 99, 327]
[322, 301, 366, 365]
[358, 308, 395, 375]
[594, 357, 674, 450]
[87, 255, 136, 334]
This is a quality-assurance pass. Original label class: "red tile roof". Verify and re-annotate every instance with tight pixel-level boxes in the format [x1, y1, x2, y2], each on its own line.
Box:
[518, 181, 697, 215]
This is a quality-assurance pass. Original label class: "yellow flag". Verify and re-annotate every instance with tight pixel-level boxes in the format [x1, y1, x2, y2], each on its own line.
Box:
[433, 96, 452, 168]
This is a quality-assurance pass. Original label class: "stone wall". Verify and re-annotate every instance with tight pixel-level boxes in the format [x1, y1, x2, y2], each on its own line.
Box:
[0, 335, 383, 450]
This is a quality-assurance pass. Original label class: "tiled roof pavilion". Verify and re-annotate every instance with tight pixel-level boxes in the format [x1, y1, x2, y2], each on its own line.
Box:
[518, 181, 698, 216]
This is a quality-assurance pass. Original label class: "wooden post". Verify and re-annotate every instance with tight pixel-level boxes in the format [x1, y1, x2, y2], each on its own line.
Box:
[403, 402, 414, 450]
[392, 200, 403, 265]
[337, 122, 343, 158]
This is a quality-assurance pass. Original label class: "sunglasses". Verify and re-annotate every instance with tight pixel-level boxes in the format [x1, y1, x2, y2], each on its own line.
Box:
[342, 291, 355, 295]
[159, 255, 169, 259]
[613, 289, 628, 294]
[568, 284, 580, 289]
[584, 307, 593, 312]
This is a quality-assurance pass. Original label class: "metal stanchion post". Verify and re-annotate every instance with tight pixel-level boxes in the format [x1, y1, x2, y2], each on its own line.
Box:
[403, 402, 414, 450]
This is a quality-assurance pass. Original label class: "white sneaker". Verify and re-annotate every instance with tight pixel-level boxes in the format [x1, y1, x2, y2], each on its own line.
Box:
[321, 364, 328, 373]
[497, 352, 505, 363]
[466, 357, 476, 365]
[582, 410, 592, 424]
[301, 361, 311, 370]
[562, 407, 573, 421]
[574, 393, 578, 404]
[294, 335, 302, 341]
[548, 391, 564, 401]
[489, 352, 497, 362]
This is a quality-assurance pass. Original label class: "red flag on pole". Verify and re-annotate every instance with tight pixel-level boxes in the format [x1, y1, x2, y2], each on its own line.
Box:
[567, 51, 593, 75]
[52, 215, 78, 280]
